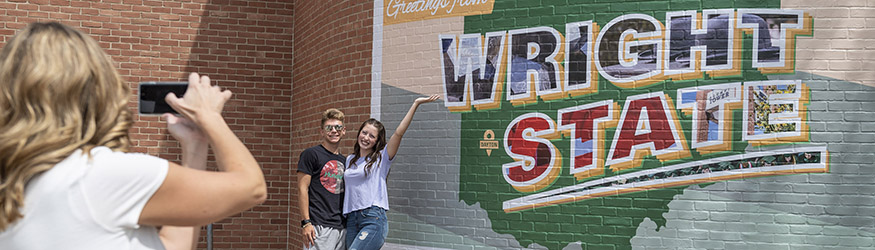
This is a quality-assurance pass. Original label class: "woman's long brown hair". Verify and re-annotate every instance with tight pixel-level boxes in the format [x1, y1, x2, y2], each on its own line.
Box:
[0, 22, 132, 231]
[350, 118, 386, 176]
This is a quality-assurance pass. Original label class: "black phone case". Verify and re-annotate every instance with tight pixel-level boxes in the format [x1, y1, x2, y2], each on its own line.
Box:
[138, 82, 188, 115]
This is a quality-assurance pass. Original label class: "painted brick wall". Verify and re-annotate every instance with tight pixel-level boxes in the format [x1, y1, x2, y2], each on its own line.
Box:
[4, 0, 873, 249]
[0, 1, 293, 249]
[289, 0, 374, 249]
[368, 0, 875, 250]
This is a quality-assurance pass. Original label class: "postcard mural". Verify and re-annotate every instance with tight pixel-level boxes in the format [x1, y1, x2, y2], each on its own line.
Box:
[373, 0, 872, 249]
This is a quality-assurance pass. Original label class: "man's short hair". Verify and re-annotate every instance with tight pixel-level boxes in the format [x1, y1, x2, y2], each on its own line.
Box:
[321, 108, 344, 126]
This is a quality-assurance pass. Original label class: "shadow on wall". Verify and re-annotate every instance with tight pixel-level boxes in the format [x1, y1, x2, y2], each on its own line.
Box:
[173, 1, 293, 249]
[0, 1, 293, 249]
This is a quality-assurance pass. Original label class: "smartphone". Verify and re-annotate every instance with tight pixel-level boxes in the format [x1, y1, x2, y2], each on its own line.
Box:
[138, 82, 188, 115]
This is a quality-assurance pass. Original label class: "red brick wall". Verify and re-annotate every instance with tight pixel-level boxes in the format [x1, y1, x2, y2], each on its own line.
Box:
[1, 0, 293, 249]
[290, 0, 374, 248]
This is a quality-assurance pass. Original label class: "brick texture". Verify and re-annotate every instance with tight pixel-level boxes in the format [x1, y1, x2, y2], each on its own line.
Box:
[7, 0, 874, 250]
[1, 1, 294, 249]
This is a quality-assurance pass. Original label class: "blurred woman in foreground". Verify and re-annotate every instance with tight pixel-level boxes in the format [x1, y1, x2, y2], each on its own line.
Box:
[0, 22, 266, 250]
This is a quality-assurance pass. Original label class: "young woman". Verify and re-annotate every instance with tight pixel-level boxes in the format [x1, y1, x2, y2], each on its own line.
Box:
[343, 94, 440, 249]
[0, 22, 266, 250]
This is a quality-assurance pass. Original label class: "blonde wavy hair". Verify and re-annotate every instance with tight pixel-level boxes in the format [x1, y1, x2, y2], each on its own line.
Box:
[0, 22, 132, 231]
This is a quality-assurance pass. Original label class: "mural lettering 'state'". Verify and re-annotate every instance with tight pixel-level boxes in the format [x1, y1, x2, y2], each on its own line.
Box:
[438, 6, 824, 250]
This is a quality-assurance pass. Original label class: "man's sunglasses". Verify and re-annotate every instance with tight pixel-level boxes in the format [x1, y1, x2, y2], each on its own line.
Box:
[323, 124, 344, 131]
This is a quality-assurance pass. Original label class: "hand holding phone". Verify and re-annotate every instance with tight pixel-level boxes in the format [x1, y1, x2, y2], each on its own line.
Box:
[163, 73, 233, 120]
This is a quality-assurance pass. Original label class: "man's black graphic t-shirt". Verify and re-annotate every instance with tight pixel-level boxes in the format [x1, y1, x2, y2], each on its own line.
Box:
[298, 145, 345, 228]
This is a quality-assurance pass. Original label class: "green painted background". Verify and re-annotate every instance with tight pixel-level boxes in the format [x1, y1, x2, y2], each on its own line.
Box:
[457, 1, 816, 249]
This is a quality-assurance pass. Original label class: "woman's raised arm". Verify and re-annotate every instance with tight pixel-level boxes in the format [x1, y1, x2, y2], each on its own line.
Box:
[386, 94, 440, 160]
[138, 73, 267, 227]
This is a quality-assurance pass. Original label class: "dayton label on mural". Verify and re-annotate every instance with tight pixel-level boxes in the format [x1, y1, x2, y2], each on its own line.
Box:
[441, 9, 827, 212]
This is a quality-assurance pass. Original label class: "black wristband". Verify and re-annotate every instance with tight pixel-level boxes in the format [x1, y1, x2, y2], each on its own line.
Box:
[301, 219, 312, 227]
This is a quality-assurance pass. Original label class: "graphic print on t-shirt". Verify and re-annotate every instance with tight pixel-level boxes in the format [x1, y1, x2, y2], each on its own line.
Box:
[320, 160, 344, 194]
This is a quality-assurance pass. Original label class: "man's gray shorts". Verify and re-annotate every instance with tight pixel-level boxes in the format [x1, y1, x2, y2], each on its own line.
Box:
[304, 224, 345, 250]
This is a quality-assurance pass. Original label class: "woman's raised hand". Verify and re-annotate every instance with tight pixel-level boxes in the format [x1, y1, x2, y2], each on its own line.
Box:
[165, 72, 233, 125]
[415, 94, 440, 105]
[162, 114, 207, 167]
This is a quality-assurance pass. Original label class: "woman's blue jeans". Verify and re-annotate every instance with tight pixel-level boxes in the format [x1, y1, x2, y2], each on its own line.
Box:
[345, 206, 388, 250]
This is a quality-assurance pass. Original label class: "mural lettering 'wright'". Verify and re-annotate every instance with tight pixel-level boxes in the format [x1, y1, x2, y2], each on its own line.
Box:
[441, 1, 825, 249]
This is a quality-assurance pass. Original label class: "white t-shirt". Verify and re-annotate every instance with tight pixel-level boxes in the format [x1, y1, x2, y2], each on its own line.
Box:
[0, 146, 169, 250]
[343, 149, 393, 215]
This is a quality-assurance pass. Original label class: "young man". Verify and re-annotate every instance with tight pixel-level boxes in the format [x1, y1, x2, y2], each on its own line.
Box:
[297, 109, 347, 250]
